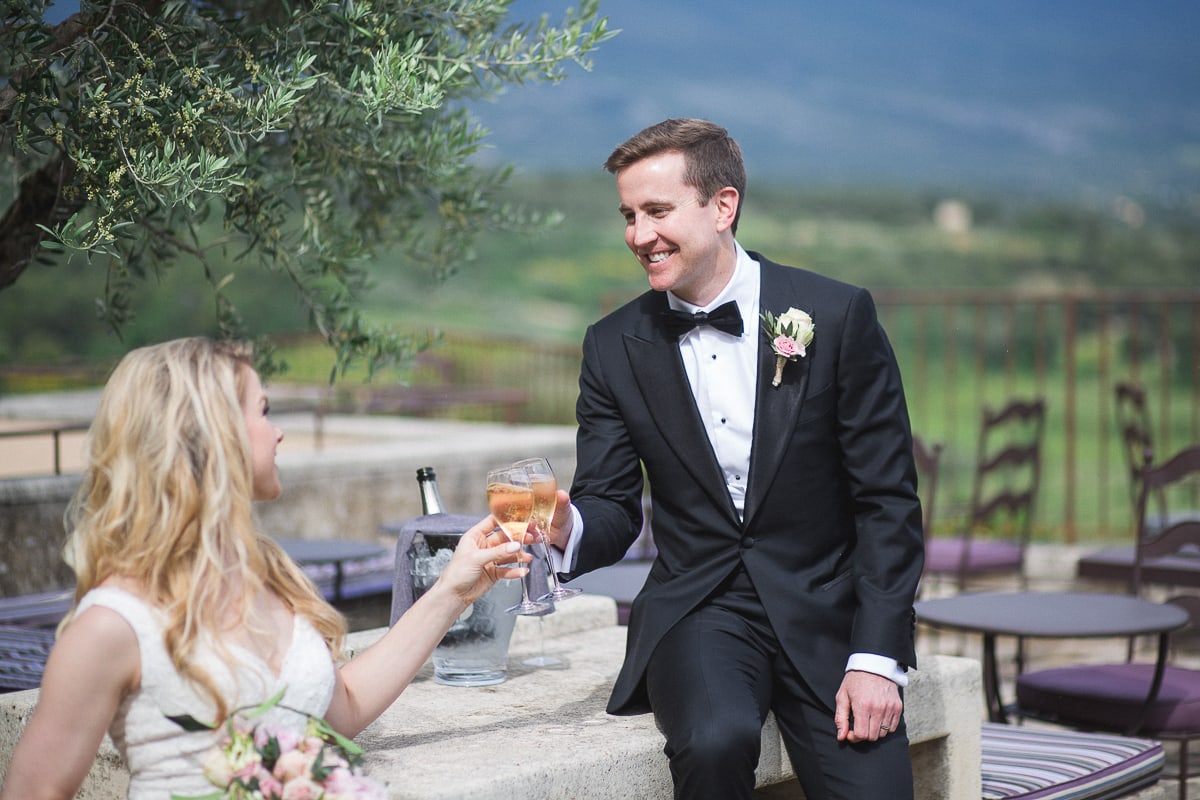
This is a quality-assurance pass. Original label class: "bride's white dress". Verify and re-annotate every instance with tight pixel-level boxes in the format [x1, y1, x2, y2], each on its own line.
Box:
[76, 587, 337, 799]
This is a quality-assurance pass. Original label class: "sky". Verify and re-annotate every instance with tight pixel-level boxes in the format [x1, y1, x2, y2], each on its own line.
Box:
[33, 0, 1200, 199]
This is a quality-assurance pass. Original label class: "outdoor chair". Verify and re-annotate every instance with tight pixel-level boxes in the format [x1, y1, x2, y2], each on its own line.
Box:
[1117, 380, 1200, 533]
[1128, 445, 1200, 593]
[923, 398, 1046, 593]
[1116, 381, 1154, 512]
[1015, 444, 1200, 800]
[1076, 385, 1200, 588]
[912, 434, 943, 538]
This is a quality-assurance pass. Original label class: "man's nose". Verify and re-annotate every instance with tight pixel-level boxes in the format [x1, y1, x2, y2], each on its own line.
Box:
[629, 215, 656, 247]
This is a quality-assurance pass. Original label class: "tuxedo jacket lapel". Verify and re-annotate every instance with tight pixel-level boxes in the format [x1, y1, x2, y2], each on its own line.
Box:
[624, 311, 742, 528]
[744, 264, 811, 529]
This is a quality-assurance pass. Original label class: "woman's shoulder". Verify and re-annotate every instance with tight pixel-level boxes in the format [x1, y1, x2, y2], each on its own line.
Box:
[52, 594, 143, 697]
[75, 582, 160, 634]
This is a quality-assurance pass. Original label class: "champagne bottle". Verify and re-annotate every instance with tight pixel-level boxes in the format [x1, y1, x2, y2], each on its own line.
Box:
[416, 466, 446, 515]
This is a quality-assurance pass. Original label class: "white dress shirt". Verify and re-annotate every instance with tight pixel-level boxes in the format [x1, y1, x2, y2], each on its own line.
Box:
[561, 243, 906, 686]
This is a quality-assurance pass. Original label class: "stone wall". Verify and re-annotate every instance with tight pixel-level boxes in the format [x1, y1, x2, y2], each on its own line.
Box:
[0, 476, 78, 595]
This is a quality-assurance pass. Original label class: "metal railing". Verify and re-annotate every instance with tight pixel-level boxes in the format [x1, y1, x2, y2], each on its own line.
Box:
[435, 288, 1200, 542]
[3, 289, 1197, 540]
[875, 288, 1200, 541]
[0, 422, 90, 476]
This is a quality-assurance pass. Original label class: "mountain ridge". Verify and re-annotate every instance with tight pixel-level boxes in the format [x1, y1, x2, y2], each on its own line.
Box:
[470, 0, 1200, 202]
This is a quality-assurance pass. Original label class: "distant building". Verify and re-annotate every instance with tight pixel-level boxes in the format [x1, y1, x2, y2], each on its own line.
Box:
[933, 199, 972, 234]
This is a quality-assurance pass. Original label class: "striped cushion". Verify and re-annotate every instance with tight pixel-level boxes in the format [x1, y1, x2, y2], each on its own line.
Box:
[0, 625, 56, 692]
[981, 723, 1164, 800]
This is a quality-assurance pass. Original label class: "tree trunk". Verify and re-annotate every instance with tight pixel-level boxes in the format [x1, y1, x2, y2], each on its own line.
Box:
[0, 157, 82, 291]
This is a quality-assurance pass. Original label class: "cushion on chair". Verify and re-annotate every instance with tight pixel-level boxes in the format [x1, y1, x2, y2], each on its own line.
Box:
[981, 722, 1164, 800]
[925, 538, 1023, 573]
[1017, 664, 1200, 733]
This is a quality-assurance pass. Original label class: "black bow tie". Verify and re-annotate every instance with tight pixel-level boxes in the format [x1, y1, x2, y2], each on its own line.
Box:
[660, 300, 744, 338]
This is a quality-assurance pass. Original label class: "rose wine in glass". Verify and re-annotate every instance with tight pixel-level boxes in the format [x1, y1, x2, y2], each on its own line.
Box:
[486, 466, 551, 615]
[513, 457, 581, 603]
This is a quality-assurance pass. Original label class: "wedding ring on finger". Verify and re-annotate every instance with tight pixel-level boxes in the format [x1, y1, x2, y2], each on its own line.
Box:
[879, 724, 891, 733]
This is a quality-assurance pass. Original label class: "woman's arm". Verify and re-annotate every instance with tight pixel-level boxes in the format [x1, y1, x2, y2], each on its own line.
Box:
[323, 515, 527, 737]
[1, 606, 139, 800]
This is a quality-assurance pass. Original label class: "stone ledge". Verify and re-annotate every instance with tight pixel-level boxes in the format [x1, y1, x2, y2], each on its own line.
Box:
[0, 595, 981, 799]
[350, 595, 981, 800]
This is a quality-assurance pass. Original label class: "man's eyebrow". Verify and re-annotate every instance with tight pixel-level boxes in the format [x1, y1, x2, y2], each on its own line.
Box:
[622, 198, 671, 211]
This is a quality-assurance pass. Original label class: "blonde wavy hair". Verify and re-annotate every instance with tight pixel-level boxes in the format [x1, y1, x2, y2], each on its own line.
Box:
[62, 337, 346, 720]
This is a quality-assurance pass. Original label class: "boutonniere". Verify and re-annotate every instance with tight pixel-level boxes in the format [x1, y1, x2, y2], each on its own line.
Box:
[760, 307, 815, 387]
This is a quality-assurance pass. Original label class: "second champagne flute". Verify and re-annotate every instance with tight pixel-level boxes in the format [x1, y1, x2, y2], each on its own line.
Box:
[513, 457, 581, 603]
[486, 466, 552, 615]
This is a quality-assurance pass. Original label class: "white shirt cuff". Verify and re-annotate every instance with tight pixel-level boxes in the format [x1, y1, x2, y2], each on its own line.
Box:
[550, 504, 585, 575]
[845, 653, 909, 687]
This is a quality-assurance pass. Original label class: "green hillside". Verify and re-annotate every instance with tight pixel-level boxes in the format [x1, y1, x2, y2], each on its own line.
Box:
[1, 174, 1197, 367]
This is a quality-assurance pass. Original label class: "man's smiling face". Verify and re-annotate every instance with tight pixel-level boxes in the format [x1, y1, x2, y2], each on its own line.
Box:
[616, 150, 738, 306]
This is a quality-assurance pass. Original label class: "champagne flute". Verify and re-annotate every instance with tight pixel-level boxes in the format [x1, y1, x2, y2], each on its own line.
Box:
[513, 457, 582, 603]
[486, 466, 552, 615]
[520, 604, 568, 670]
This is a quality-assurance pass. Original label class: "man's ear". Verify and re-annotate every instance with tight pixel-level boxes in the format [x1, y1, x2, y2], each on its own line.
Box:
[712, 187, 740, 233]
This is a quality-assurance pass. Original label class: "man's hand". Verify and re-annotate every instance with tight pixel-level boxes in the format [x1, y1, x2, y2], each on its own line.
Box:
[542, 489, 574, 552]
[834, 670, 903, 743]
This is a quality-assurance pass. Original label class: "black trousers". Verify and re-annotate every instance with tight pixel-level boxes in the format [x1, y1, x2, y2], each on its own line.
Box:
[644, 566, 914, 800]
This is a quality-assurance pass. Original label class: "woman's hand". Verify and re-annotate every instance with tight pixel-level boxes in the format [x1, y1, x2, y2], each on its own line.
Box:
[327, 514, 530, 738]
[439, 514, 531, 606]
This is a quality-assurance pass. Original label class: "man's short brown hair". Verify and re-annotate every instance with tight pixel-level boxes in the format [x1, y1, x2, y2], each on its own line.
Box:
[604, 118, 746, 233]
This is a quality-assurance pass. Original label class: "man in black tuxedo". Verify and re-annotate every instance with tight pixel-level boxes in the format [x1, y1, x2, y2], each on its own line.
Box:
[546, 118, 924, 800]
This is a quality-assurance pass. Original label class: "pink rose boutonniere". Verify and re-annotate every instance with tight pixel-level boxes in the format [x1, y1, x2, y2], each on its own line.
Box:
[760, 307, 815, 387]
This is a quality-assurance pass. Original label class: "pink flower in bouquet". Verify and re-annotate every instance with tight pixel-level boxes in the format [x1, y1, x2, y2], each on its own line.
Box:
[254, 768, 283, 798]
[273, 747, 316, 783]
[281, 776, 324, 800]
[324, 767, 390, 800]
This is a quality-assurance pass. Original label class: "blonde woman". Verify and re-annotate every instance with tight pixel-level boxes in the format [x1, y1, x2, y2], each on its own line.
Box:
[0, 338, 526, 800]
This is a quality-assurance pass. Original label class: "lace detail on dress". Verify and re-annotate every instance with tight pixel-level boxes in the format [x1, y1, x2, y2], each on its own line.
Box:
[77, 587, 337, 799]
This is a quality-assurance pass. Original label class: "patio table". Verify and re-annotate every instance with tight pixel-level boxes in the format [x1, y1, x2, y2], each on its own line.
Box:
[915, 591, 1188, 724]
[276, 537, 388, 602]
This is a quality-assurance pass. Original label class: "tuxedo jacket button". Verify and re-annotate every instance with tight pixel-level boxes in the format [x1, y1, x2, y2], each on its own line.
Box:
[741, 537, 755, 549]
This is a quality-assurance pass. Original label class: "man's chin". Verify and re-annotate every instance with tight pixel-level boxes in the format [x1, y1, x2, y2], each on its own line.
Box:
[645, 272, 676, 294]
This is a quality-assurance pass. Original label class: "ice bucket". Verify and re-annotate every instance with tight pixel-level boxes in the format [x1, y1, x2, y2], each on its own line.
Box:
[389, 514, 521, 687]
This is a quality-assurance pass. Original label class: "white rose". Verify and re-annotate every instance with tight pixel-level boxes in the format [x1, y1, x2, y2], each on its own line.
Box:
[778, 308, 815, 346]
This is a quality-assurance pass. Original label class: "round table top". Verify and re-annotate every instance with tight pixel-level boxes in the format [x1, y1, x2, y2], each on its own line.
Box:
[275, 537, 387, 565]
[914, 591, 1189, 638]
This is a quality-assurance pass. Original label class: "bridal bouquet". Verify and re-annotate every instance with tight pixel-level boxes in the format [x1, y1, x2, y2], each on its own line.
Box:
[170, 689, 387, 800]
